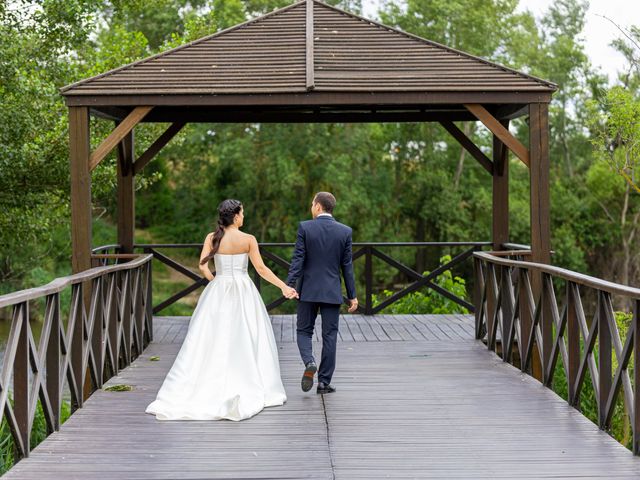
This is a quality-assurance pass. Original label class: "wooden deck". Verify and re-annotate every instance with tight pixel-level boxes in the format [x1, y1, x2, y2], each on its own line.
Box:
[4, 314, 640, 479]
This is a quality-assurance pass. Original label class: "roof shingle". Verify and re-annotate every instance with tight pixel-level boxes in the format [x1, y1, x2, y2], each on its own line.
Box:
[61, 0, 556, 97]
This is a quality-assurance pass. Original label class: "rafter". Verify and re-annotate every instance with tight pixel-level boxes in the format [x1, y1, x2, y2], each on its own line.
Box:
[89, 106, 153, 171]
[464, 103, 530, 168]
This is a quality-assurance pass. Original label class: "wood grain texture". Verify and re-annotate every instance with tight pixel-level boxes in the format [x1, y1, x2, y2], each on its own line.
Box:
[465, 103, 530, 167]
[89, 106, 152, 171]
[5, 315, 640, 479]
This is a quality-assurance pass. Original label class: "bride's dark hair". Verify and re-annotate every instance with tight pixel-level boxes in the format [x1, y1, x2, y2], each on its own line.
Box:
[199, 199, 243, 265]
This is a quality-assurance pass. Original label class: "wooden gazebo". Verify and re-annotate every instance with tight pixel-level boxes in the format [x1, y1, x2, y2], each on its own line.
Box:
[61, 0, 556, 274]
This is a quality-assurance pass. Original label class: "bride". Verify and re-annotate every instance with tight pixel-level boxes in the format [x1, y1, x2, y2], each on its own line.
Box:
[145, 199, 299, 421]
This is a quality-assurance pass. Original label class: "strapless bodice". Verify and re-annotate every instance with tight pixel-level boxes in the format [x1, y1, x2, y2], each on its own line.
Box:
[214, 253, 249, 278]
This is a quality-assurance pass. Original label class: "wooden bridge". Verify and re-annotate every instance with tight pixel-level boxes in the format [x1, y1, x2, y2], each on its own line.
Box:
[1, 243, 640, 478]
[3, 313, 640, 479]
[3, 1, 640, 477]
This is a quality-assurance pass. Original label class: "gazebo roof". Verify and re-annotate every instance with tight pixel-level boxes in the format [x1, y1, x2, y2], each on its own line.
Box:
[61, 0, 556, 123]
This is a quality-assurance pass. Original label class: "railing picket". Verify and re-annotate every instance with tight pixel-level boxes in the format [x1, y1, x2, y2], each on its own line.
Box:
[473, 257, 485, 339]
[121, 270, 132, 366]
[500, 265, 516, 362]
[598, 291, 613, 429]
[13, 302, 29, 457]
[132, 268, 144, 356]
[601, 292, 634, 430]
[70, 284, 84, 409]
[89, 276, 104, 388]
[634, 299, 640, 455]
[486, 263, 497, 352]
[145, 261, 153, 344]
[107, 272, 119, 375]
[45, 293, 61, 430]
[567, 283, 580, 406]
[365, 246, 373, 315]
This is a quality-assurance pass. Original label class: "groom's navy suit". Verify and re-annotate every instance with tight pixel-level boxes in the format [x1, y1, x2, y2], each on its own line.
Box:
[286, 214, 357, 385]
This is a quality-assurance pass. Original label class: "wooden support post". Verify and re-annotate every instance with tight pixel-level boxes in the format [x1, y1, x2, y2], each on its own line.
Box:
[492, 121, 509, 250]
[69, 107, 91, 352]
[69, 107, 92, 274]
[117, 129, 135, 253]
[529, 103, 552, 375]
[529, 103, 551, 265]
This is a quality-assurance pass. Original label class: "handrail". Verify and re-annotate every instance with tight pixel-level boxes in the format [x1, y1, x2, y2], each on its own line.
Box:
[122, 241, 489, 315]
[475, 251, 640, 299]
[0, 252, 153, 463]
[473, 250, 640, 455]
[0, 254, 153, 308]
[132, 241, 492, 248]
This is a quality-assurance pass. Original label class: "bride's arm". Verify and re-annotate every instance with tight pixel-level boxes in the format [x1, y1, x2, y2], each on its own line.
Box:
[198, 233, 215, 281]
[248, 236, 298, 299]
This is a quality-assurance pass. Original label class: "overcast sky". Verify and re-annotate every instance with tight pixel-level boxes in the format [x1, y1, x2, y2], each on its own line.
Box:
[361, 0, 639, 83]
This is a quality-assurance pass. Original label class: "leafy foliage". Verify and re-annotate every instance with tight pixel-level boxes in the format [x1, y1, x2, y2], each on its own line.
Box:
[373, 255, 470, 315]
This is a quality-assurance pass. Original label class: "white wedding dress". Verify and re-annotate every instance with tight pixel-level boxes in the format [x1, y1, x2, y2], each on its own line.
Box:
[145, 253, 287, 421]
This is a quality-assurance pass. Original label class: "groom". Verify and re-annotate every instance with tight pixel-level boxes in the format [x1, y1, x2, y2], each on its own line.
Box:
[286, 192, 358, 394]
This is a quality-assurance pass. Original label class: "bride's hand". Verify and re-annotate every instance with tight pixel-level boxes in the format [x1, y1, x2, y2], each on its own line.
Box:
[281, 285, 299, 300]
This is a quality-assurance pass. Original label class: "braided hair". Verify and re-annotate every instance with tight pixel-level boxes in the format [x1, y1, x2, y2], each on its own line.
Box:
[199, 199, 243, 265]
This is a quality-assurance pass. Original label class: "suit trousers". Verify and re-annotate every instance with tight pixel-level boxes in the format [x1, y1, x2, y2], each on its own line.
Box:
[296, 301, 340, 385]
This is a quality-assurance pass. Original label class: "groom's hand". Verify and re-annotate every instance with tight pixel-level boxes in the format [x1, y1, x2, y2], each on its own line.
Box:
[347, 298, 358, 313]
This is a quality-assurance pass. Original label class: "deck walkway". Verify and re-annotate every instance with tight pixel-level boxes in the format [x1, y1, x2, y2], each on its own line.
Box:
[4, 315, 640, 479]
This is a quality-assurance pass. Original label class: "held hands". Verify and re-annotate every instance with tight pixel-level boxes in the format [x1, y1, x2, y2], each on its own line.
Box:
[281, 285, 299, 300]
[348, 298, 358, 313]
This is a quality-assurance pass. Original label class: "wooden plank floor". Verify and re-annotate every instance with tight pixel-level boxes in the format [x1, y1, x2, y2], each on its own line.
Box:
[4, 315, 640, 479]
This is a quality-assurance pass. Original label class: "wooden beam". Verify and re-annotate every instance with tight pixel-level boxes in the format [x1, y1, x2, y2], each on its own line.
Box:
[305, 0, 314, 91]
[89, 106, 152, 171]
[440, 121, 493, 174]
[117, 128, 135, 253]
[141, 109, 478, 124]
[65, 91, 555, 108]
[492, 120, 509, 250]
[133, 122, 185, 175]
[464, 103, 530, 168]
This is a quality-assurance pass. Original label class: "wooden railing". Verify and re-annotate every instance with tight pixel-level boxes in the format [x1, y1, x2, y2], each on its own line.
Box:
[473, 251, 640, 455]
[93, 242, 489, 315]
[0, 254, 153, 460]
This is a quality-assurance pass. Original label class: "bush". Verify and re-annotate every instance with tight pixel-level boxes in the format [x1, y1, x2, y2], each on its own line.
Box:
[372, 255, 470, 315]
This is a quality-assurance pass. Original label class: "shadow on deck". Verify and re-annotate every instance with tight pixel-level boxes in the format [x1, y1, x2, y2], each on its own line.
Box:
[4, 315, 640, 479]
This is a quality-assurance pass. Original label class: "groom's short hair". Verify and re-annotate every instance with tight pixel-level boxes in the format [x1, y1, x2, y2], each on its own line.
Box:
[314, 192, 336, 214]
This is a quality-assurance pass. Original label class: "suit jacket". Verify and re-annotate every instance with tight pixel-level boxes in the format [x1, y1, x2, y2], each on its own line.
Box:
[286, 215, 357, 304]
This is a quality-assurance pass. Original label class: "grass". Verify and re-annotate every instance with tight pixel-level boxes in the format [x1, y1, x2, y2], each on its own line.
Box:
[104, 384, 133, 392]
[0, 398, 72, 475]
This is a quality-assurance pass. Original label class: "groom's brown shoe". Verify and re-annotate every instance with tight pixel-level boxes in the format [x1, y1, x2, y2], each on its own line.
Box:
[316, 382, 336, 394]
[301, 361, 317, 392]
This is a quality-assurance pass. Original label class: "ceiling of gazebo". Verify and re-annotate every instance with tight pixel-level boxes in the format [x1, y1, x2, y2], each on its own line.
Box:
[61, 0, 556, 123]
